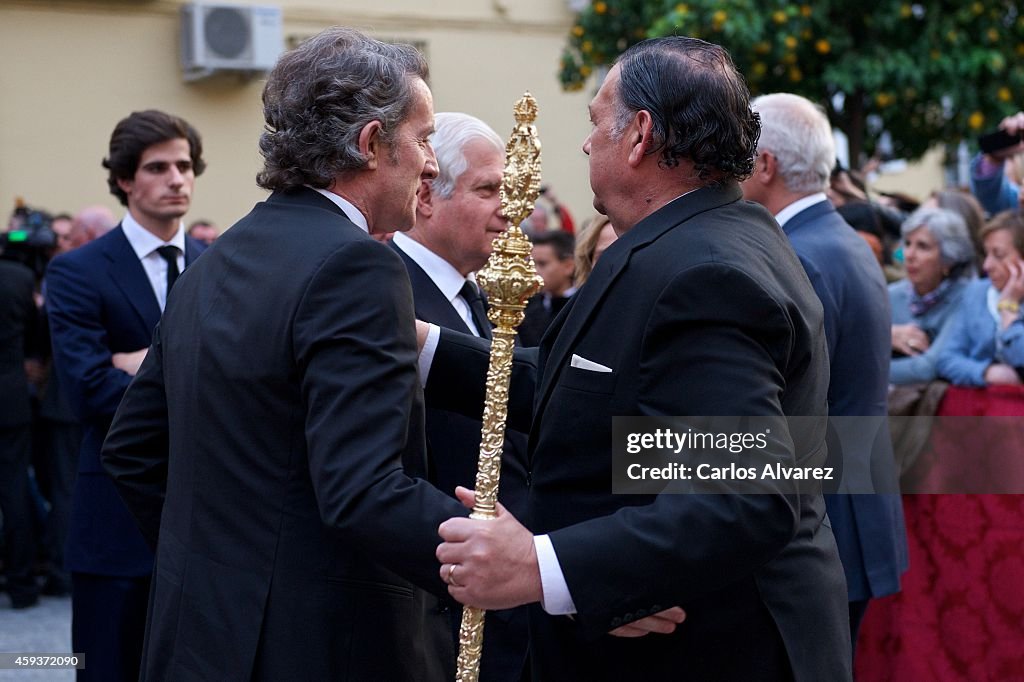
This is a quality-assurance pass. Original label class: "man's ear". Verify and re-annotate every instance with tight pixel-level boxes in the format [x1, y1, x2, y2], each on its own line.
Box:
[560, 256, 576, 281]
[116, 177, 133, 197]
[358, 121, 384, 170]
[416, 179, 434, 217]
[627, 110, 655, 167]
[755, 150, 776, 186]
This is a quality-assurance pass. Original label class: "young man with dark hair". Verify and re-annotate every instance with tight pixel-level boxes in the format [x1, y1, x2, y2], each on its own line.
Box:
[103, 109, 206, 206]
[519, 231, 576, 346]
[46, 109, 207, 682]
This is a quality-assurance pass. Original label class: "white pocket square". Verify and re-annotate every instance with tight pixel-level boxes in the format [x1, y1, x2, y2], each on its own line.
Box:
[570, 354, 613, 373]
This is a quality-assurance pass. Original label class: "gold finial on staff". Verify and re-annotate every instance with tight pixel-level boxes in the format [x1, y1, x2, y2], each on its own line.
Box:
[455, 93, 543, 682]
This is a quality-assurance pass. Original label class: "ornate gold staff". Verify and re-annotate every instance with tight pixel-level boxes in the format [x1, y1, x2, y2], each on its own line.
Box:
[455, 93, 543, 682]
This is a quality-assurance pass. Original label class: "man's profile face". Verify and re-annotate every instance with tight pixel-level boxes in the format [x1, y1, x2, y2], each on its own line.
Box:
[117, 138, 195, 230]
[374, 78, 438, 234]
[582, 63, 625, 220]
[431, 137, 507, 275]
[531, 243, 574, 296]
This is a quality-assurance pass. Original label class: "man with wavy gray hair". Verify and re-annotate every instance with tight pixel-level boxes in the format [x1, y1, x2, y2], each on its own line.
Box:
[102, 26, 468, 681]
[743, 92, 908, 651]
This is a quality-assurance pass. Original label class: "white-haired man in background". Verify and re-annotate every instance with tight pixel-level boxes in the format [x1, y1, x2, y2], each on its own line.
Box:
[391, 112, 529, 681]
[742, 92, 907, 650]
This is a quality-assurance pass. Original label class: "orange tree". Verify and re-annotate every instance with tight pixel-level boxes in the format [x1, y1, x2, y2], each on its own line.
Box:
[560, 1, 1024, 166]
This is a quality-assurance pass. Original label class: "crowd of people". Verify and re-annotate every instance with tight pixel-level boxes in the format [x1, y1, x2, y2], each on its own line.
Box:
[1, 23, 1022, 682]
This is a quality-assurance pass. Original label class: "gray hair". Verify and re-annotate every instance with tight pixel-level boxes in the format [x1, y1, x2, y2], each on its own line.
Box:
[751, 93, 834, 194]
[901, 206, 976, 278]
[429, 112, 504, 199]
[257, 27, 428, 191]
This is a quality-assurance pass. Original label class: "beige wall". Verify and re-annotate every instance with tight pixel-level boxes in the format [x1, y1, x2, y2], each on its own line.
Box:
[0, 0, 596, 230]
[869, 148, 948, 204]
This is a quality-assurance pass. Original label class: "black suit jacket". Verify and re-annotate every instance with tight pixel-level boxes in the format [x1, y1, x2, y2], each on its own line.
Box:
[0, 260, 37, 429]
[518, 293, 571, 348]
[102, 188, 467, 681]
[391, 241, 530, 512]
[46, 226, 204, 576]
[392, 240, 530, 682]
[429, 183, 852, 681]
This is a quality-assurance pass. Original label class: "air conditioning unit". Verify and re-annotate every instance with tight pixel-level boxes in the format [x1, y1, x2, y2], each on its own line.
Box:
[181, 2, 283, 81]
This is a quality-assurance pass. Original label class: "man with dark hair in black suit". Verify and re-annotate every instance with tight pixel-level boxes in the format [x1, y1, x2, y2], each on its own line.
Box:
[519, 230, 576, 346]
[0, 253, 40, 610]
[425, 37, 852, 680]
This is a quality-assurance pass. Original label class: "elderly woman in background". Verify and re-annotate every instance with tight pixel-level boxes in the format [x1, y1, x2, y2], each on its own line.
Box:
[889, 207, 976, 384]
[924, 189, 986, 264]
[573, 214, 617, 286]
[937, 210, 1024, 386]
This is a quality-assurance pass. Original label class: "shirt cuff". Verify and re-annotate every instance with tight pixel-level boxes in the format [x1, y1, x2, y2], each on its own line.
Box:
[534, 534, 577, 615]
[418, 323, 440, 388]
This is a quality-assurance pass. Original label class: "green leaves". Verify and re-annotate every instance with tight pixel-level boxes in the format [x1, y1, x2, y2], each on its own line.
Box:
[560, 0, 1024, 164]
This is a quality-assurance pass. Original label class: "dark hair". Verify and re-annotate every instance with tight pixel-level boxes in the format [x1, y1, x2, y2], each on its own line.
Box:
[837, 201, 884, 240]
[532, 230, 575, 260]
[103, 110, 205, 206]
[613, 36, 760, 183]
[257, 27, 429, 191]
[876, 191, 920, 214]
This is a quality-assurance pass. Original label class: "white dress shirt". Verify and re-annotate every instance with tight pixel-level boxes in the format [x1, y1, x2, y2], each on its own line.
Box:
[311, 187, 369, 234]
[392, 232, 483, 337]
[418, 323, 577, 614]
[120, 212, 185, 312]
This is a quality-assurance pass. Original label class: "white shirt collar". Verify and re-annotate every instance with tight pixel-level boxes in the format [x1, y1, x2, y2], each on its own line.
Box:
[392, 231, 469, 304]
[311, 187, 368, 234]
[987, 284, 1002, 324]
[121, 211, 185, 259]
[774, 193, 829, 227]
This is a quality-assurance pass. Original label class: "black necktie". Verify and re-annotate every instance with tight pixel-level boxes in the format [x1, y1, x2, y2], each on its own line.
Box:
[156, 245, 181, 296]
[460, 280, 491, 340]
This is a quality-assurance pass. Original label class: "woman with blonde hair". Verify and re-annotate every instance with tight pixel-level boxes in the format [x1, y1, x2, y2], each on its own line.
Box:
[573, 215, 617, 286]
